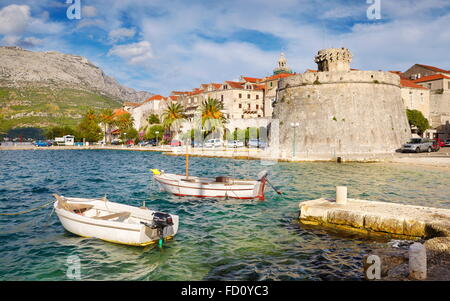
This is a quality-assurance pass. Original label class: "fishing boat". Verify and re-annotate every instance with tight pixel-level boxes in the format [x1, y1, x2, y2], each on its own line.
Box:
[151, 169, 278, 200]
[53, 194, 179, 247]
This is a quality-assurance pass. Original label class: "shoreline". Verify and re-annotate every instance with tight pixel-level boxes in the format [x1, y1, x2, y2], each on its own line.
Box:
[1, 145, 450, 169]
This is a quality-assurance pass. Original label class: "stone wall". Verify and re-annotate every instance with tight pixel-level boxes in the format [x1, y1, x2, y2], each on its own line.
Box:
[272, 71, 411, 159]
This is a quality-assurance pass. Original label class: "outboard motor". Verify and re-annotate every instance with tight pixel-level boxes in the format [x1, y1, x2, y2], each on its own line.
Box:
[141, 212, 174, 248]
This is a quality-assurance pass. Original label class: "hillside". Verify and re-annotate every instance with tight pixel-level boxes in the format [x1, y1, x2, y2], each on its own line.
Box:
[0, 46, 152, 134]
[0, 87, 122, 133]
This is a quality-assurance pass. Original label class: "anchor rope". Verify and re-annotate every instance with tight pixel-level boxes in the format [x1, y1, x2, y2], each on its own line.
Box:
[0, 201, 54, 216]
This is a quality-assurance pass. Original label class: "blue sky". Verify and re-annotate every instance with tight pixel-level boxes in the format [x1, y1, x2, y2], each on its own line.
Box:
[1, 0, 450, 96]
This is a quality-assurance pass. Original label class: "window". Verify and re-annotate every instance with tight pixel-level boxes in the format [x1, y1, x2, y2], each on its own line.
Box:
[247, 94, 250, 99]
[221, 95, 224, 101]
[270, 82, 273, 87]
[256, 105, 259, 110]
[241, 115, 244, 119]
[428, 83, 432, 89]
[239, 104, 242, 108]
[256, 95, 259, 100]
[258, 115, 261, 118]
[248, 104, 251, 109]
[239, 93, 242, 98]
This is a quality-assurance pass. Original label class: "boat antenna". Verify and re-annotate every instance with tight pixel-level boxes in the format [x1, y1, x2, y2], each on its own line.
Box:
[185, 140, 189, 179]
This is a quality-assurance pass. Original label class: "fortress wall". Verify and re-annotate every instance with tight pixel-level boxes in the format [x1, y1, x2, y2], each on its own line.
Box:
[272, 71, 411, 158]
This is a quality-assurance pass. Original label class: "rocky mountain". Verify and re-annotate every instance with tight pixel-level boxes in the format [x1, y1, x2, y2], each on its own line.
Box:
[0, 46, 153, 102]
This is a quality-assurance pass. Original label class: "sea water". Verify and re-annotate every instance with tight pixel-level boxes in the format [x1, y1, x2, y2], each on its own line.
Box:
[0, 150, 449, 280]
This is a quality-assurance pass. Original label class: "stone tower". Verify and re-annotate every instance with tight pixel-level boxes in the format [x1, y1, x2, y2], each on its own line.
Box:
[271, 48, 411, 160]
[273, 52, 293, 75]
[315, 48, 352, 72]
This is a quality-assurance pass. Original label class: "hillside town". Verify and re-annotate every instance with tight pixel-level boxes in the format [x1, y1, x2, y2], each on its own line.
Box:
[113, 51, 449, 147]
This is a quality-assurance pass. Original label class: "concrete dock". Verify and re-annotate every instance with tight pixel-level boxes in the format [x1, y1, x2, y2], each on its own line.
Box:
[299, 198, 450, 239]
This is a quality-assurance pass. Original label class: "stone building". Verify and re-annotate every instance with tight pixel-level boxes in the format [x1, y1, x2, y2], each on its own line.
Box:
[271, 48, 411, 160]
[125, 94, 167, 130]
[176, 79, 265, 121]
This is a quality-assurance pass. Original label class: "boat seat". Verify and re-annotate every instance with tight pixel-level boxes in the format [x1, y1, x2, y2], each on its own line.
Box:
[53, 194, 94, 212]
[94, 212, 131, 220]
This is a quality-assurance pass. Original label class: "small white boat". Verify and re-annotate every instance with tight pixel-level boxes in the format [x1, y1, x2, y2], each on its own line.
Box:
[53, 194, 179, 247]
[151, 169, 269, 200]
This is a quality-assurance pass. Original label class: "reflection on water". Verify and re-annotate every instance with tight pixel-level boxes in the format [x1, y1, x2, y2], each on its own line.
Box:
[0, 150, 449, 280]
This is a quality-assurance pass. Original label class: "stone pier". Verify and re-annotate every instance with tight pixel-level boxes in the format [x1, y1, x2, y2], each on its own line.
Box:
[299, 198, 450, 239]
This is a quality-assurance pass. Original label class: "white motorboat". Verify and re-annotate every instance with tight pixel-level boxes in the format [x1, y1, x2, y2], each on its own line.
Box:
[53, 194, 179, 247]
[151, 169, 269, 200]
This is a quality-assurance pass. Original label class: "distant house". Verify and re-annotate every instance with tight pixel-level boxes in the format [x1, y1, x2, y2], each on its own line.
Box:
[55, 135, 75, 146]
[401, 64, 450, 140]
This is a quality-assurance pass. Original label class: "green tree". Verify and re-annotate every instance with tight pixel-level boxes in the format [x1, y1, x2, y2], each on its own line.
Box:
[406, 109, 430, 136]
[145, 125, 164, 141]
[98, 108, 116, 144]
[147, 114, 160, 125]
[162, 103, 186, 138]
[200, 97, 227, 138]
[77, 109, 103, 142]
[45, 126, 76, 140]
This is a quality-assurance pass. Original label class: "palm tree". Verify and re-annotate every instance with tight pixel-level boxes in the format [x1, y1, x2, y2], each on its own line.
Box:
[162, 103, 186, 139]
[99, 108, 115, 144]
[200, 97, 227, 138]
[115, 112, 134, 131]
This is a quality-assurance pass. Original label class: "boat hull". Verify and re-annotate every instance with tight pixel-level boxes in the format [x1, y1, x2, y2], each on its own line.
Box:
[154, 173, 266, 200]
[54, 197, 179, 246]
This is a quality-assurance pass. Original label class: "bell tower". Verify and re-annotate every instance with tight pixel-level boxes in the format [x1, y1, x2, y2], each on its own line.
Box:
[273, 52, 293, 75]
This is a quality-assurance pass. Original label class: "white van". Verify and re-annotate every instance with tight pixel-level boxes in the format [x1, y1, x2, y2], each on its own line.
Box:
[204, 139, 222, 148]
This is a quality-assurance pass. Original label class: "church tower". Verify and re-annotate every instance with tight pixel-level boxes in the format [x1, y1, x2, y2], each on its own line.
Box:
[273, 52, 293, 75]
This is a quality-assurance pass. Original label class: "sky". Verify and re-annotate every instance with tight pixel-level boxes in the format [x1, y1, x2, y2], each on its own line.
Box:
[1, 0, 450, 96]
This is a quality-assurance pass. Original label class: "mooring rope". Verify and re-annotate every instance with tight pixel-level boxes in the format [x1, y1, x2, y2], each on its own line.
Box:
[0, 201, 54, 216]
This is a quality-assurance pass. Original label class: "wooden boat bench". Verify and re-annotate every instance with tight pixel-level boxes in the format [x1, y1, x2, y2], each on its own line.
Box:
[93, 212, 131, 221]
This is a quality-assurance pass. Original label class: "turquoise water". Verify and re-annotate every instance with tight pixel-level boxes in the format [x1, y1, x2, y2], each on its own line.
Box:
[0, 150, 449, 281]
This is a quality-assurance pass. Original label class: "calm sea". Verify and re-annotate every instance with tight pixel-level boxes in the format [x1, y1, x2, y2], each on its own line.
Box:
[0, 150, 449, 280]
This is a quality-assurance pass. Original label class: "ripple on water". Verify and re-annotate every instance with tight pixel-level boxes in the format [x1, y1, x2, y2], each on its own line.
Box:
[0, 150, 449, 280]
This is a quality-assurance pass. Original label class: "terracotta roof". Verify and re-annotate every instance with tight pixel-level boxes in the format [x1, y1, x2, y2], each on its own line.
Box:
[400, 78, 428, 90]
[263, 73, 295, 81]
[242, 76, 262, 83]
[171, 91, 191, 95]
[123, 102, 140, 107]
[168, 96, 178, 101]
[211, 83, 222, 89]
[412, 74, 450, 83]
[389, 70, 408, 79]
[144, 95, 166, 102]
[416, 64, 450, 74]
[305, 69, 317, 73]
[225, 81, 244, 89]
[253, 84, 265, 90]
[189, 89, 204, 95]
[113, 108, 129, 117]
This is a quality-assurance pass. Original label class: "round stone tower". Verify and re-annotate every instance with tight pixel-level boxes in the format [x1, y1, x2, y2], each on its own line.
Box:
[271, 48, 411, 160]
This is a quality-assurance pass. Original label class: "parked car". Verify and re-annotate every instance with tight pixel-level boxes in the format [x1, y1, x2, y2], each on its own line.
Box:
[170, 140, 182, 147]
[400, 138, 434, 153]
[192, 141, 203, 148]
[435, 138, 445, 147]
[204, 139, 222, 148]
[431, 140, 441, 152]
[248, 139, 267, 149]
[34, 140, 52, 147]
[445, 140, 450, 147]
[227, 140, 244, 148]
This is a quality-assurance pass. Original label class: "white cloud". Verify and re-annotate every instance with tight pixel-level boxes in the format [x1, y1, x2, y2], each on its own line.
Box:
[108, 27, 136, 42]
[1, 35, 43, 47]
[0, 5, 30, 35]
[108, 41, 154, 64]
[82, 5, 97, 18]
